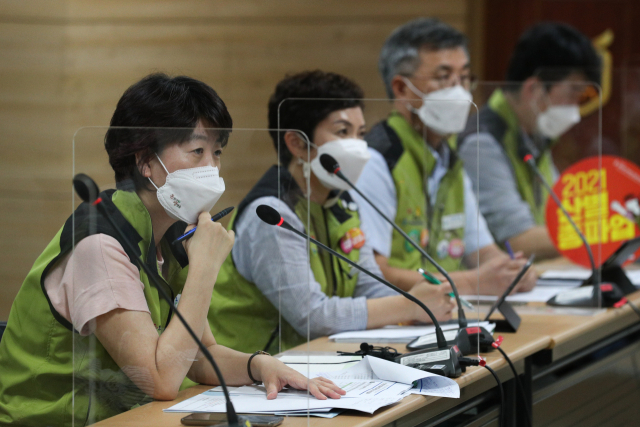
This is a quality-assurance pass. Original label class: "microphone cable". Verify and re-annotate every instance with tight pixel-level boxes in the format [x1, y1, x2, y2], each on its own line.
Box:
[337, 343, 401, 362]
[461, 334, 531, 426]
[494, 346, 532, 427]
[484, 364, 505, 427]
[459, 356, 504, 427]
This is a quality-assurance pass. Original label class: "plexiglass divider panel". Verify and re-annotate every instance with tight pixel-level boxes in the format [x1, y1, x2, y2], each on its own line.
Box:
[71, 126, 307, 424]
[277, 96, 483, 377]
[470, 80, 605, 310]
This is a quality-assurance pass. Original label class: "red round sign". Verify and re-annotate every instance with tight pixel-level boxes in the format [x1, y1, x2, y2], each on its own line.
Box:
[546, 155, 640, 267]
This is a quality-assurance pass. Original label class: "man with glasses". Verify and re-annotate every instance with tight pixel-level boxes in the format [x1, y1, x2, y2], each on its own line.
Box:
[458, 23, 601, 260]
[354, 18, 537, 296]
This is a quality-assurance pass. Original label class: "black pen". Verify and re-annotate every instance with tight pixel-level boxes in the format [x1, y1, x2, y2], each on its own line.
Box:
[172, 206, 234, 245]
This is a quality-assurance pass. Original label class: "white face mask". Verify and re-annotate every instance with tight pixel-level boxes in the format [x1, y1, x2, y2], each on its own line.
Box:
[536, 104, 581, 139]
[149, 155, 225, 224]
[404, 78, 473, 135]
[309, 138, 371, 191]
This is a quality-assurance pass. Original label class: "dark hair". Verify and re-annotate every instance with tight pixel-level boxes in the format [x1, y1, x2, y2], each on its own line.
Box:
[505, 22, 601, 91]
[267, 70, 364, 167]
[379, 18, 468, 98]
[104, 73, 233, 188]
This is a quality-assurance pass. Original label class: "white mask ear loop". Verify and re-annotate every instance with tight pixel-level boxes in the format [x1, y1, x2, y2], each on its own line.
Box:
[401, 77, 425, 115]
[298, 157, 312, 180]
[402, 77, 425, 97]
[147, 153, 170, 191]
[297, 138, 317, 180]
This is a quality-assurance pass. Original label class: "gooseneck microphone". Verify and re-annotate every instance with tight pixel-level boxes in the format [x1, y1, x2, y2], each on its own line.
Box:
[523, 154, 605, 307]
[524, 154, 597, 277]
[318, 154, 467, 327]
[256, 204, 448, 348]
[73, 174, 241, 427]
[257, 204, 464, 376]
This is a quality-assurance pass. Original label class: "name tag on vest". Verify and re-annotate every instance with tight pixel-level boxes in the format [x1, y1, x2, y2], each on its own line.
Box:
[441, 213, 465, 231]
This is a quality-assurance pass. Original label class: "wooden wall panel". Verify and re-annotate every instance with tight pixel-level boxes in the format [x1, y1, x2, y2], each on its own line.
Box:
[0, 0, 472, 320]
[64, 1, 466, 20]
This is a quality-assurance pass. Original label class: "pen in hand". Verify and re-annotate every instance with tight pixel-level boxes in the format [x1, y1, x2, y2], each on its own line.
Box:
[172, 206, 235, 246]
[417, 268, 474, 310]
[504, 240, 515, 260]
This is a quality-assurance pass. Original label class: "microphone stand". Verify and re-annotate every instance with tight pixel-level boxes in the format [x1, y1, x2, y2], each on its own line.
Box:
[524, 155, 604, 308]
[73, 174, 241, 427]
[318, 154, 501, 354]
[524, 155, 630, 308]
[321, 157, 467, 328]
[257, 205, 463, 378]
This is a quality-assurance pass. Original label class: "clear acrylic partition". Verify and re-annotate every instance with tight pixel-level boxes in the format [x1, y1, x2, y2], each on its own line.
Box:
[71, 127, 311, 424]
[277, 96, 485, 375]
[470, 79, 605, 310]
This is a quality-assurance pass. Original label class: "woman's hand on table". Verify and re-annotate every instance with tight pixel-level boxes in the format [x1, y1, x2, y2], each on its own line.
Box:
[252, 355, 346, 400]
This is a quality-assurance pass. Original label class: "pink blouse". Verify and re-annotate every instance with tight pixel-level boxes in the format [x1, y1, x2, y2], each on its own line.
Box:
[44, 234, 163, 336]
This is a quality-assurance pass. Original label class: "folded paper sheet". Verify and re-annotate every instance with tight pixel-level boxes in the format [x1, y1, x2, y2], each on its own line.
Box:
[164, 356, 459, 415]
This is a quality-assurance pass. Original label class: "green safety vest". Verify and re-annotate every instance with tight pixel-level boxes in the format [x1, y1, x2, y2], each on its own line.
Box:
[365, 113, 467, 273]
[0, 190, 190, 427]
[208, 166, 363, 354]
[458, 89, 555, 225]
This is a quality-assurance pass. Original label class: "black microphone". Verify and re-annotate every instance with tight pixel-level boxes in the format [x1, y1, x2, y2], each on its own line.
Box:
[319, 154, 501, 355]
[523, 154, 613, 308]
[319, 154, 468, 327]
[73, 174, 241, 427]
[524, 154, 597, 277]
[256, 204, 463, 377]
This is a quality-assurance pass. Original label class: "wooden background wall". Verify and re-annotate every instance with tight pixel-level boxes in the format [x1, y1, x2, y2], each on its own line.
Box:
[0, 0, 479, 320]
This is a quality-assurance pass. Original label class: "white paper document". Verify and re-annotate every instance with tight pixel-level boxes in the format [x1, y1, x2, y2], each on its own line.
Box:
[163, 390, 402, 415]
[317, 356, 459, 398]
[216, 380, 412, 400]
[462, 285, 580, 304]
[624, 269, 640, 286]
[409, 377, 460, 398]
[164, 356, 459, 415]
[328, 321, 490, 343]
[539, 268, 640, 287]
[539, 268, 591, 280]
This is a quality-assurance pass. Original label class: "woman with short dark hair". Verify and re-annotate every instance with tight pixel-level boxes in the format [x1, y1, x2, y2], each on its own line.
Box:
[0, 73, 342, 427]
[208, 70, 455, 355]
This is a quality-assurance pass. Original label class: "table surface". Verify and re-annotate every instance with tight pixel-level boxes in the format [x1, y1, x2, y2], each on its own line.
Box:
[92, 259, 640, 427]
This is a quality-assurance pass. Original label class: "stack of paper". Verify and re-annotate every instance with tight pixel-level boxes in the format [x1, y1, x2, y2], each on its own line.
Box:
[539, 268, 640, 287]
[461, 286, 579, 303]
[328, 321, 494, 343]
[164, 356, 459, 417]
[449, 268, 640, 308]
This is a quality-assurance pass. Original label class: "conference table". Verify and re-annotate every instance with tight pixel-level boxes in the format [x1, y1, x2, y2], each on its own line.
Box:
[93, 260, 640, 427]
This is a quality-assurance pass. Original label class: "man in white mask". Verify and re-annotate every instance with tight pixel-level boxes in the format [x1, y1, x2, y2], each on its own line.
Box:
[457, 22, 601, 259]
[355, 18, 537, 296]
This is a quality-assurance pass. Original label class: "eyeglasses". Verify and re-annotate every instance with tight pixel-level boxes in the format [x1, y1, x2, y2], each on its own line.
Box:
[577, 85, 599, 106]
[404, 73, 478, 91]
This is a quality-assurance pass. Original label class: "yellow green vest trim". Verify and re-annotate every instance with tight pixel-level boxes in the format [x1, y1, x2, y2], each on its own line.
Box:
[208, 166, 362, 354]
[365, 113, 467, 273]
[0, 190, 189, 427]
